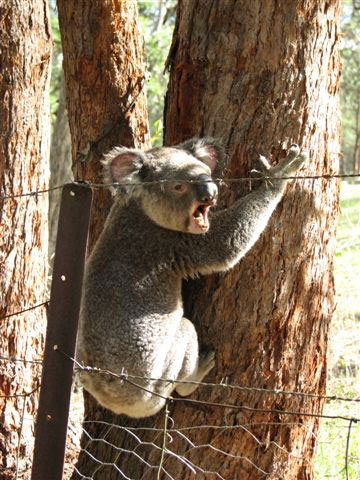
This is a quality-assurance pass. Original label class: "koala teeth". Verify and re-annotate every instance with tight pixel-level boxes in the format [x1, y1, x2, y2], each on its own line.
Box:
[194, 206, 204, 219]
[192, 204, 210, 230]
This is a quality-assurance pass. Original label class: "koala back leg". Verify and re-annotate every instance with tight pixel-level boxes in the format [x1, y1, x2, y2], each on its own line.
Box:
[173, 317, 215, 397]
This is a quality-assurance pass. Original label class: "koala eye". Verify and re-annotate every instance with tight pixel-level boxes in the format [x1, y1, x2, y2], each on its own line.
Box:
[173, 183, 187, 193]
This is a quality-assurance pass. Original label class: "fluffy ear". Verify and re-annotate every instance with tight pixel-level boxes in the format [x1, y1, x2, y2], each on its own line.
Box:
[177, 137, 228, 176]
[102, 147, 146, 195]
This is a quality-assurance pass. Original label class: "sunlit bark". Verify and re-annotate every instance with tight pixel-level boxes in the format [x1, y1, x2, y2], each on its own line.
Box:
[0, 0, 51, 476]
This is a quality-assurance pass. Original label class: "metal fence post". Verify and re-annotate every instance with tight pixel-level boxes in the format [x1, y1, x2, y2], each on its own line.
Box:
[31, 183, 92, 480]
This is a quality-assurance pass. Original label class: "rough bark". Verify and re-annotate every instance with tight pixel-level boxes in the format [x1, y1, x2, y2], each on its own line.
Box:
[55, 0, 150, 478]
[57, 0, 150, 250]
[67, 2, 340, 480]
[161, 1, 341, 479]
[0, 0, 51, 477]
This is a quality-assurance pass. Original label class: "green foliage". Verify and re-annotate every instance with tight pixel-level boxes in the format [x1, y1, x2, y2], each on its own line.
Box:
[138, 0, 176, 145]
[49, 1, 62, 129]
[315, 403, 360, 480]
[341, 1, 360, 173]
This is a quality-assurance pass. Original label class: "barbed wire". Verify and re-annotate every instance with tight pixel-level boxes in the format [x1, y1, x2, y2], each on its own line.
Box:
[0, 301, 49, 322]
[72, 361, 360, 406]
[2, 349, 358, 409]
[0, 184, 64, 201]
[0, 345, 358, 478]
[0, 385, 40, 399]
[0, 355, 43, 365]
[0, 171, 359, 201]
[57, 354, 360, 422]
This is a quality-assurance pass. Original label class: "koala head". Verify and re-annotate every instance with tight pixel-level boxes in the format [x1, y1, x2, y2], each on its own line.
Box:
[103, 138, 227, 234]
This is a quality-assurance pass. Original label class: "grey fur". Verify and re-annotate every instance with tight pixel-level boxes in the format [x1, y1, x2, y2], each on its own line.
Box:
[77, 139, 307, 418]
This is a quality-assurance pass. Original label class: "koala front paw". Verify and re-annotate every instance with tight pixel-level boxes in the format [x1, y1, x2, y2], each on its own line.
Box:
[270, 144, 308, 178]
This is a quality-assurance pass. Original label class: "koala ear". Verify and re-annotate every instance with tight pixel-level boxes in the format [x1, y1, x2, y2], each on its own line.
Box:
[103, 147, 146, 195]
[177, 137, 228, 176]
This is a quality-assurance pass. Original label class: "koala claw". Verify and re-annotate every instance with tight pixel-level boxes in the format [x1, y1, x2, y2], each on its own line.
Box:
[284, 150, 308, 176]
[258, 154, 272, 171]
[270, 145, 307, 178]
[251, 154, 272, 176]
[199, 349, 216, 377]
[286, 144, 301, 161]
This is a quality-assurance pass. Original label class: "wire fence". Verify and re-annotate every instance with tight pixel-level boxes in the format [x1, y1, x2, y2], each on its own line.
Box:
[1, 172, 360, 480]
[60, 349, 360, 479]
[3, 348, 359, 480]
[71, 408, 359, 480]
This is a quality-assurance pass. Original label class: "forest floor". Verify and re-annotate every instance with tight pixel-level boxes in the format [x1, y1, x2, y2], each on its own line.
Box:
[315, 181, 360, 479]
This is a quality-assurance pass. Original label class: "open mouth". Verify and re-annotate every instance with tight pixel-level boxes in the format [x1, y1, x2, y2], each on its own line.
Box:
[191, 203, 211, 232]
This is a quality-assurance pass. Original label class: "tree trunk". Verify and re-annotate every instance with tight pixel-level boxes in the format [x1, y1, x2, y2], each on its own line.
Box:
[67, 2, 340, 480]
[162, 1, 341, 479]
[0, 1, 51, 478]
[49, 75, 72, 269]
[57, 0, 150, 250]
[55, 1, 150, 478]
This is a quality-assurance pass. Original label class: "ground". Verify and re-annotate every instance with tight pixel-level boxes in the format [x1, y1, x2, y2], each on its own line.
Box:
[315, 181, 360, 479]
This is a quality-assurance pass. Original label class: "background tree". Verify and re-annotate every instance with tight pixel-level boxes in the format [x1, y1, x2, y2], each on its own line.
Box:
[0, 1, 51, 477]
[57, 0, 150, 250]
[138, 0, 176, 144]
[341, 0, 360, 174]
[48, 3, 72, 267]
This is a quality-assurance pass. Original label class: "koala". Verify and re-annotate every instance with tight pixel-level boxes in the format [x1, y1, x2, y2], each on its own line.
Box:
[77, 138, 306, 418]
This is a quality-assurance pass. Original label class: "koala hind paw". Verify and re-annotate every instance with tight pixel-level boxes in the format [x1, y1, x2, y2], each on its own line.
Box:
[198, 349, 216, 378]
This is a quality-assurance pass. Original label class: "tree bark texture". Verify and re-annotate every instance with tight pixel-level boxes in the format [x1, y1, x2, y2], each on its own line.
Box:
[57, 0, 150, 249]
[0, 1, 51, 477]
[69, 2, 341, 480]
[162, 1, 341, 479]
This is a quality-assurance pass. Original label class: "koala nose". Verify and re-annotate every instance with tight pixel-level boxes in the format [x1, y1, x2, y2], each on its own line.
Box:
[198, 182, 218, 204]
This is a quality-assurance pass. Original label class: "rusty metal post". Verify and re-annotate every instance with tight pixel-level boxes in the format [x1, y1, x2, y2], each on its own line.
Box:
[31, 183, 92, 480]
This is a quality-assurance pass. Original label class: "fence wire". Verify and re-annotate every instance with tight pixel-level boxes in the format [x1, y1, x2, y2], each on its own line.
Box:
[70, 416, 359, 480]
[56, 364, 360, 480]
[1, 175, 360, 479]
[1, 350, 359, 479]
[0, 301, 49, 322]
[0, 171, 360, 202]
